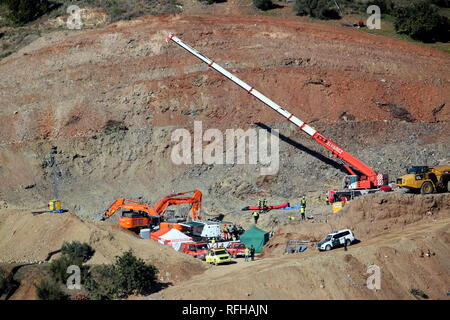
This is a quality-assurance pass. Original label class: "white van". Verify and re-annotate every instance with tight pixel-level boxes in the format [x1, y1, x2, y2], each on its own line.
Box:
[318, 229, 355, 251]
[190, 221, 221, 238]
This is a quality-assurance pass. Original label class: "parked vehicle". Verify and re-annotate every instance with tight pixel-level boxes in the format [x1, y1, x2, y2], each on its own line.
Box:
[397, 165, 450, 194]
[182, 242, 209, 260]
[226, 242, 247, 258]
[318, 229, 355, 251]
[205, 248, 232, 265]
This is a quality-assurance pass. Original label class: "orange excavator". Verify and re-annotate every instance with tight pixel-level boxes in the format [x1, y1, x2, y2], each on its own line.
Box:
[100, 190, 203, 231]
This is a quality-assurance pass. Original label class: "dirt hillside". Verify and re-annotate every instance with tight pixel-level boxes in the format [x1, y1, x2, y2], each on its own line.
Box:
[153, 193, 450, 300]
[263, 193, 450, 257]
[0, 14, 448, 221]
[0, 209, 207, 285]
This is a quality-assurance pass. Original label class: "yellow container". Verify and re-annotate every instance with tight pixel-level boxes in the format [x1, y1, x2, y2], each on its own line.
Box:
[332, 201, 344, 214]
[48, 200, 61, 211]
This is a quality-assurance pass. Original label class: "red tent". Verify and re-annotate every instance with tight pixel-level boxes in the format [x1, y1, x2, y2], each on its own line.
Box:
[150, 227, 170, 241]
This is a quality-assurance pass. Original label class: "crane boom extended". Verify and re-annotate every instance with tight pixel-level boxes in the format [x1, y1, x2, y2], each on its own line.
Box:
[166, 33, 386, 189]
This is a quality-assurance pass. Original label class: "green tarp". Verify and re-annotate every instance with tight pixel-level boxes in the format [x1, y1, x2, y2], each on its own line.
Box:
[239, 225, 270, 253]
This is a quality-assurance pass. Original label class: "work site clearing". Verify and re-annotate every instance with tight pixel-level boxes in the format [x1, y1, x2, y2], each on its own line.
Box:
[0, 6, 449, 301]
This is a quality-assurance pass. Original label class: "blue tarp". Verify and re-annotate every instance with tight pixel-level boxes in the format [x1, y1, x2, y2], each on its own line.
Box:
[281, 203, 304, 210]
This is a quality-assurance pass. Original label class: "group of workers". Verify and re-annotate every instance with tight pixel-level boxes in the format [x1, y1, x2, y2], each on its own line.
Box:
[253, 196, 307, 224]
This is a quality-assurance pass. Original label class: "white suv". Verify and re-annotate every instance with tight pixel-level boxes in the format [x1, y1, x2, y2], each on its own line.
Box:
[318, 229, 355, 251]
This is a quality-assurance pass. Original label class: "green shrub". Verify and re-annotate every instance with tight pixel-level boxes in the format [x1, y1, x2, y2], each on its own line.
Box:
[294, 0, 341, 19]
[253, 0, 274, 11]
[198, 0, 224, 4]
[49, 255, 89, 285]
[394, 0, 450, 42]
[368, 0, 395, 14]
[61, 241, 95, 262]
[35, 278, 70, 300]
[5, 0, 51, 25]
[85, 251, 158, 300]
[430, 0, 450, 7]
[410, 288, 429, 299]
[0, 269, 6, 296]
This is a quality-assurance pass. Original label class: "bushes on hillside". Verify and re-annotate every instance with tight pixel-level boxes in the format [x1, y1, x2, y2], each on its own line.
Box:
[35, 278, 70, 300]
[368, 0, 395, 14]
[253, 0, 275, 11]
[61, 241, 95, 262]
[293, 0, 341, 20]
[5, 0, 51, 25]
[430, 0, 450, 7]
[0, 269, 6, 296]
[85, 251, 158, 300]
[393, 0, 450, 42]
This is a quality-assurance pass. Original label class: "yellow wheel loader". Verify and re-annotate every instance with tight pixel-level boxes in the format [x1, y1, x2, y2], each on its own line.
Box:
[396, 165, 450, 194]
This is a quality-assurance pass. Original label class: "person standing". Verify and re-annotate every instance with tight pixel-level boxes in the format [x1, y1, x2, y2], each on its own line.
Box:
[250, 245, 255, 261]
[263, 198, 268, 211]
[300, 206, 305, 220]
[301, 196, 306, 209]
[244, 247, 250, 262]
[252, 211, 260, 224]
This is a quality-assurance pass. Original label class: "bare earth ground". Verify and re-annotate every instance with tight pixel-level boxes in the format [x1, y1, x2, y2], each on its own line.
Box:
[0, 11, 449, 299]
[0, 192, 449, 300]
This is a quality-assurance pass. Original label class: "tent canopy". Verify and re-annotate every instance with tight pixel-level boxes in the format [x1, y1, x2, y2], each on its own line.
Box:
[159, 228, 192, 242]
[150, 227, 169, 241]
[239, 225, 269, 253]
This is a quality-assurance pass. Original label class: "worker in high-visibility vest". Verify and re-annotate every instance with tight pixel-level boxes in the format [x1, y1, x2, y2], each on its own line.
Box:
[258, 199, 262, 209]
[300, 206, 305, 220]
[300, 196, 306, 209]
[252, 211, 260, 224]
[263, 198, 268, 211]
[244, 247, 250, 261]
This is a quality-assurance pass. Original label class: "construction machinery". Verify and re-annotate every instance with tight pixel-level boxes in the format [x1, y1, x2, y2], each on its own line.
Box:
[100, 190, 203, 231]
[166, 33, 388, 202]
[396, 165, 450, 194]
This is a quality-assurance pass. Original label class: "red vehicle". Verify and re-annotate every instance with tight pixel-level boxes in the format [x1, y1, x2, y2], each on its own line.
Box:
[182, 242, 209, 259]
[227, 242, 247, 258]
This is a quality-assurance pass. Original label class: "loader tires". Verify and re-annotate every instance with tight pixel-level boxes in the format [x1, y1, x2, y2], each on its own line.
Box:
[420, 182, 434, 195]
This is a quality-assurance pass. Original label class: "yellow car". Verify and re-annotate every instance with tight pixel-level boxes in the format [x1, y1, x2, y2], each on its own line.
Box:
[205, 248, 232, 265]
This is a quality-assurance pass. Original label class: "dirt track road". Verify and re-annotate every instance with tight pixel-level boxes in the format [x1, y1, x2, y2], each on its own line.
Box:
[151, 216, 450, 300]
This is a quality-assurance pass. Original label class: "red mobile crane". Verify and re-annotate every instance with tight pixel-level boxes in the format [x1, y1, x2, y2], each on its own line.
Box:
[166, 33, 389, 202]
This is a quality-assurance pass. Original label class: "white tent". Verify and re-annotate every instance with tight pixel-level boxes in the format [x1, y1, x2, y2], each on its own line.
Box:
[158, 228, 193, 251]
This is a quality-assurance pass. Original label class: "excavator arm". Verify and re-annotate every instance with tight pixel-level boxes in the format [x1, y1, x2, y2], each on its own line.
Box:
[101, 198, 157, 220]
[101, 190, 203, 230]
[153, 189, 203, 220]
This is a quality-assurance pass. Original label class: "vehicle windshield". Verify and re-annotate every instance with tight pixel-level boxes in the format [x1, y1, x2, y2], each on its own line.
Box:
[407, 166, 428, 174]
[214, 250, 227, 255]
[234, 244, 245, 248]
[324, 235, 332, 242]
[196, 244, 208, 250]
